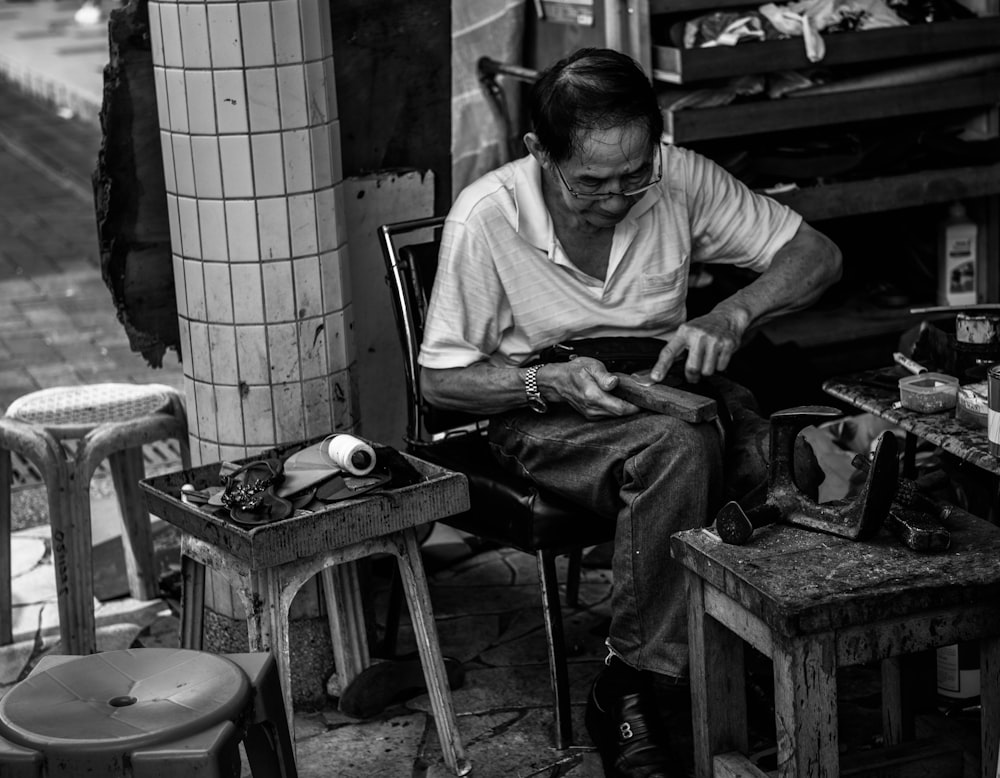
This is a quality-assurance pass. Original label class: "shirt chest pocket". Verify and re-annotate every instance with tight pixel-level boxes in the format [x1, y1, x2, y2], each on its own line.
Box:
[640, 269, 686, 294]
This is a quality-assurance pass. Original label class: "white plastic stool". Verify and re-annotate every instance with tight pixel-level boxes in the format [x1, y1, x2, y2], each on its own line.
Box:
[0, 383, 190, 655]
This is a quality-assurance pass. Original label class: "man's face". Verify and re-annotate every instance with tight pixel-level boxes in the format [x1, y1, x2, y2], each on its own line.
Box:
[548, 122, 656, 229]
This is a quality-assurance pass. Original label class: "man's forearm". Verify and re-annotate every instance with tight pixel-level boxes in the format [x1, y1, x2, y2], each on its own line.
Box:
[718, 221, 842, 331]
[421, 363, 534, 415]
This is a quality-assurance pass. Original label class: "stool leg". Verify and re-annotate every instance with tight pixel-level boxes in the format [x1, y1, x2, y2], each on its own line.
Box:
[322, 562, 369, 696]
[393, 528, 470, 776]
[1, 448, 13, 645]
[982, 635, 1000, 778]
[226, 652, 299, 778]
[772, 634, 838, 778]
[108, 448, 159, 601]
[537, 548, 572, 750]
[47, 462, 96, 655]
[686, 572, 747, 778]
[180, 553, 206, 649]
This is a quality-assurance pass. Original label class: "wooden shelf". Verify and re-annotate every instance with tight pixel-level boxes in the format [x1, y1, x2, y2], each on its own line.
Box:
[766, 163, 1000, 221]
[662, 72, 1000, 143]
[652, 18, 1000, 84]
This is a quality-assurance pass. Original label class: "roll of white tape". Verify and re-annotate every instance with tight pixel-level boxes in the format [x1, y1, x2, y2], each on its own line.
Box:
[325, 434, 376, 475]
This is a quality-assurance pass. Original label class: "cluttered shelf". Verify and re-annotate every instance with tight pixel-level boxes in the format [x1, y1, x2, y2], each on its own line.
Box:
[660, 71, 1000, 143]
[767, 162, 1000, 221]
[652, 16, 1000, 83]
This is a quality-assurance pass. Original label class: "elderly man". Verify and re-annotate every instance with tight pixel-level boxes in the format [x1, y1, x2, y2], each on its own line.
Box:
[418, 47, 841, 778]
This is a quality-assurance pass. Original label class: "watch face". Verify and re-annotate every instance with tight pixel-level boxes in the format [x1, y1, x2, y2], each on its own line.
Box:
[528, 394, 548, 413]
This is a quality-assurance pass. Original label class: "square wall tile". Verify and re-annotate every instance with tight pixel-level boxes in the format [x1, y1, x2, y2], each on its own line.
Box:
[300, 0, 325, 61]
[157, 3, 183, 69]
[214, 70, 249, 134]
[246, 68, 280, 132]
[171, 134, 196, 197]
[177, 196, 202, 258]
[218, 134, 254, 198]
[191, 136, 223, 198]
[185, 70, 217, 135]
[159, 129, 176, 191]
[282, 129, 312, 194]
[267, 322, 301, 383]
[207, 4, 242, 69]
[276, 64, 307, 130]
[297, 316, 327, 380]
[188, 321, 212, 381]
[172, 254, 187, 316]
[230, 264, 265, 324]
[197, 199, 229, 261]
[271, 0, 302, 65]
[203, 263, 235, 324]
[288, 193, 318, 257]
[324, 306, 354, 374]
[329, 366, 358, 430]
[262, 261, 295, 321]
[257, 197, 290, 260]
[272, 381, 305, 442]
[195, 439, 221, 469]
[192, 379, 220, 444]
[234, 324, 269, 382]
[153, 66, 170, 135]
[164, 67, 189, 133]
[239, 3, 274, 68]
[314, 186, 345, 254]
[319, 247, 351, 313]
[293, 255, 321, 319]
[178, 5, 211, 68]
[207, 323, 239, 383]
[328, 119, 344, 183]
[224, 200, 260, 262]
[323, 56, 339, 122]
[302, 376, 332, 432]
[251, 133, 285, 198]
[214, 384, 245, 444]
[303, 60, 328, 125]
[309, 124, 331, 190]
[148, 3, 164, 64]
[242, 385, 275, 446]
[166, 194, 181, 250]
[183, 258, 207, 321]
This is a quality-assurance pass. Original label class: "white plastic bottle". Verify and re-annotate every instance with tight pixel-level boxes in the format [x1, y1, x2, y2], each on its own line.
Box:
[938, 202, 978, 307]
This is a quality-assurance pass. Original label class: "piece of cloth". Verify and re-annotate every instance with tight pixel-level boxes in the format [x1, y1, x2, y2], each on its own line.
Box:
[418, 147, 801, 370]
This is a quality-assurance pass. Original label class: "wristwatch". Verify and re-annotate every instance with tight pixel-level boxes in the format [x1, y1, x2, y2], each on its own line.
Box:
[523, 365, 548, 413]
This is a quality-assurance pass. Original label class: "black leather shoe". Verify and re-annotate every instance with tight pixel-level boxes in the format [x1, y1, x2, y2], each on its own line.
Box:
[585, 674, 683, 778]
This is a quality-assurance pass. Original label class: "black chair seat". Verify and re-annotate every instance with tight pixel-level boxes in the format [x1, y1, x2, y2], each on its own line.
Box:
[410, 435, 612, 553]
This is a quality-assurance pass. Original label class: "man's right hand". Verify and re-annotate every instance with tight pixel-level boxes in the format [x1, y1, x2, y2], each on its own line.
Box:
[543, 358, 642, 419]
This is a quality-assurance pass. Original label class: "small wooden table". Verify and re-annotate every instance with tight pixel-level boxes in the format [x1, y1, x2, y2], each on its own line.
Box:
[141, 446, 471, 776]
[671, 512, 1000, 778]
[823, 367, 1000, 478]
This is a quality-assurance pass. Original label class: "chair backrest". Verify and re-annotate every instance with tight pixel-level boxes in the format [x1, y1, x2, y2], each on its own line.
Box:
[378, 217, 488, 447]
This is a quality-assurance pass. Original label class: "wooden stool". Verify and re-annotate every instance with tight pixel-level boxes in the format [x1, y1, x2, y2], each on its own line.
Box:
[670, 511, 1000, 778]
[141, 449, 472, 776]
[0, 647, 296, 777]
[0, 383, 190, 655]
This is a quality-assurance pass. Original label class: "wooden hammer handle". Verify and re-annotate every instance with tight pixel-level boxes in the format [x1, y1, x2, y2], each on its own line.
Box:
[610, 374, 718, 423]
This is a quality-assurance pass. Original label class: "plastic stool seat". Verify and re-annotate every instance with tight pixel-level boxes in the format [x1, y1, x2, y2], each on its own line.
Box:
[0, 383, 191, 656]
[0, 648, 297, 778]
[5, 384, 179, 436]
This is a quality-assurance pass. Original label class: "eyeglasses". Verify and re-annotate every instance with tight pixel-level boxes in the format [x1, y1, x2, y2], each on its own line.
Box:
[552, 146, 662, 201]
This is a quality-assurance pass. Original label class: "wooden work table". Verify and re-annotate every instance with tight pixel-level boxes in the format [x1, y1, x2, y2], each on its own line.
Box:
[823, 366, 1000, 478]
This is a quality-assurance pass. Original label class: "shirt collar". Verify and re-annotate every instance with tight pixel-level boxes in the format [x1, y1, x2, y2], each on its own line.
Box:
[513, 151, 663, 253]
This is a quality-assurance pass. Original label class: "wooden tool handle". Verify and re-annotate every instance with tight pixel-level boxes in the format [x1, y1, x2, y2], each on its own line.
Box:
[610, 374, 718, 423]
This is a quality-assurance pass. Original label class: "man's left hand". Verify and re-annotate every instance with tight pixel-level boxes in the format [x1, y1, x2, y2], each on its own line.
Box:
[649, 308, 745, 384]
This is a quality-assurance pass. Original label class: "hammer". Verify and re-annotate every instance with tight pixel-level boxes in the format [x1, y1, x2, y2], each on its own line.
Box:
[715, 406, 899, 545]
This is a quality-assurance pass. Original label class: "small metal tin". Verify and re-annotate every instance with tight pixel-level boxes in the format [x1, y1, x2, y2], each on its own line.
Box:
[988, 364, 1000, 456]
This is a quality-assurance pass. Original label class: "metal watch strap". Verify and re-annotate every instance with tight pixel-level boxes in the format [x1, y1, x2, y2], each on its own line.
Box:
[524, 364, 548, 413]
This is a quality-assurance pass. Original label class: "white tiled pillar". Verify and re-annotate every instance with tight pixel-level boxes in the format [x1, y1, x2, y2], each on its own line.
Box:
[148, 0, 355, 464]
